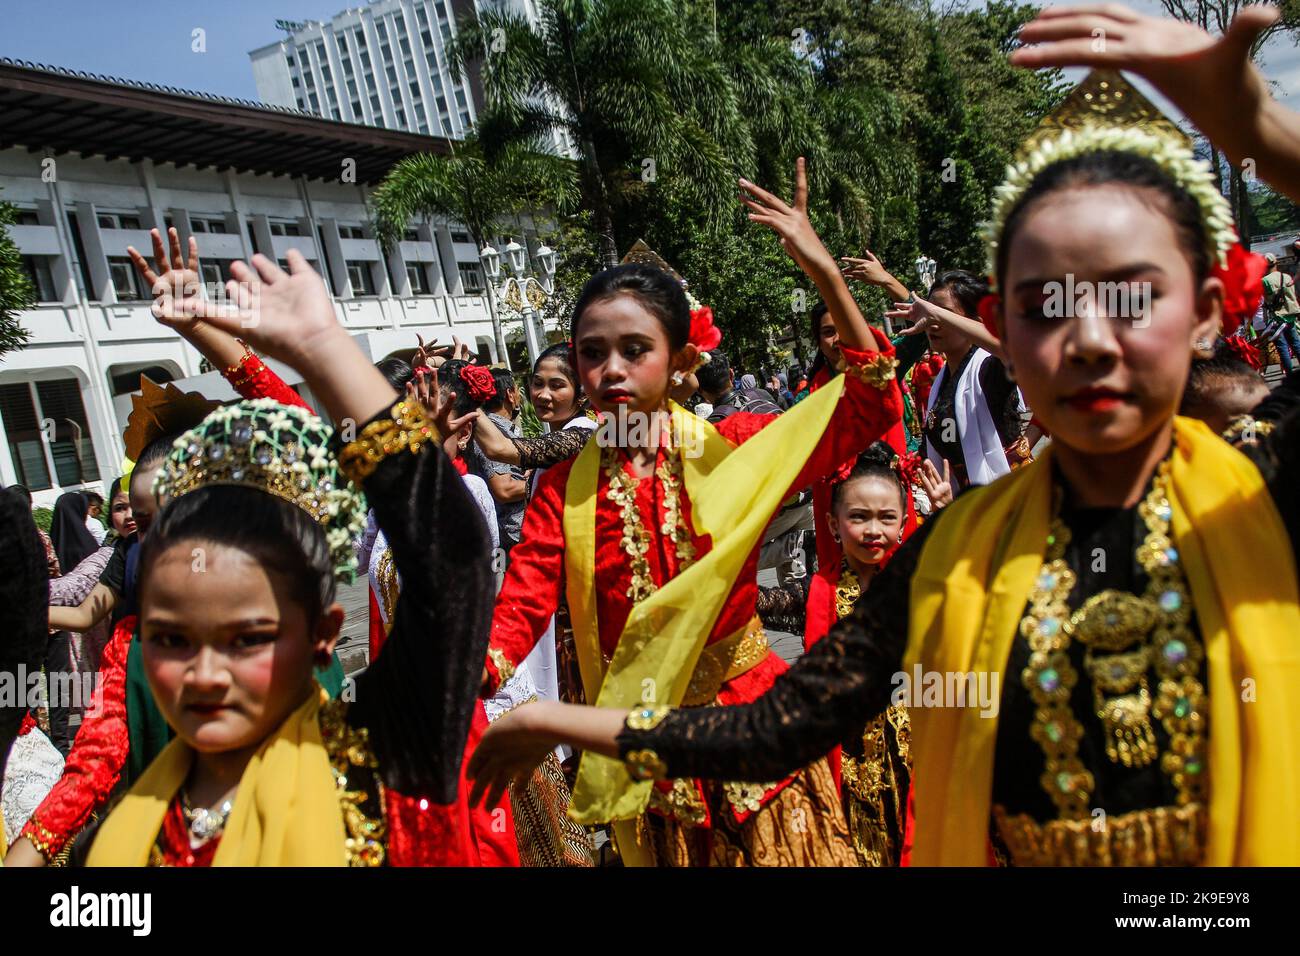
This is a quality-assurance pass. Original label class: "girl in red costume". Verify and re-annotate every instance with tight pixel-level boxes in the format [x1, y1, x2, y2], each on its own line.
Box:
[479, 160, 903, 866]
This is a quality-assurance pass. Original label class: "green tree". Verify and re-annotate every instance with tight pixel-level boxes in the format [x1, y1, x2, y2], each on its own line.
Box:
[371, 135, 575, 361]
[452, 0, 756, 267]
[0, 200, 34, 359]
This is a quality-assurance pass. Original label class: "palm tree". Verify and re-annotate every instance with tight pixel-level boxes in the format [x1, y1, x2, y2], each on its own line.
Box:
[450, 0, 754, 268]
[371, 135, 575, 363]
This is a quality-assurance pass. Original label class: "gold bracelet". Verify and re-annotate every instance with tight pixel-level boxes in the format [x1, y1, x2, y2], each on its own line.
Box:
[626, 704, 672, 731]
[338, 400, 442, 483]
[845, 352, 899, 390]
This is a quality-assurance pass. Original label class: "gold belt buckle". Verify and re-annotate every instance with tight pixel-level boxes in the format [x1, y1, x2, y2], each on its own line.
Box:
[681, 617, 768, 706]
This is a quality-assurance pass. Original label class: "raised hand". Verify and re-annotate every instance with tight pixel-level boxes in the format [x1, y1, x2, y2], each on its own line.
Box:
[887, 296, 945, 337]
[406, 368, 475, 439]
[128, 227, 203, 329]
[179, 250, 337, 371]
[842, 250, 899, 289]
[740, 157, 835, 277]
[920, 458, 953, 511]
[1012, 5, 1277, 165]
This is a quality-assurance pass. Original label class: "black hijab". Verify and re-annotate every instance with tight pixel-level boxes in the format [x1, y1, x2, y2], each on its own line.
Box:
[0, 488, 48, 776]
[50, 491, 99, 574]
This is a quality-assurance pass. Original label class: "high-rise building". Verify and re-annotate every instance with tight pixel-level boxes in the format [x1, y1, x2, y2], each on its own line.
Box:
[249, 1, 574, 155]
[249, 1, 483, 138]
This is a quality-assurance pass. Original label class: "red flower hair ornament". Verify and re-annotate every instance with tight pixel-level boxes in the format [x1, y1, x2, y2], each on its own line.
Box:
[1214, 242, 1267, 337]
[688, 305, 722, 371]
[459, 364, 497, 403]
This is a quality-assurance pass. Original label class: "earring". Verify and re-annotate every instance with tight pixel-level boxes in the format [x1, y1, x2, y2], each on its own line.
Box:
[1195, 337, 1213, 357]
[670, 371, 685, 387]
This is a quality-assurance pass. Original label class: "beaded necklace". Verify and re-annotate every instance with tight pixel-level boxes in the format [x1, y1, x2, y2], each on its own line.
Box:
[602, 443, 696, 603]
[1021, 460, 1207, 819]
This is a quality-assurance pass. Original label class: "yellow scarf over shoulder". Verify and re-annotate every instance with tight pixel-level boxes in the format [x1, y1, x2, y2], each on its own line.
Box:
[563, 379, 847, 861]
[88, 688, 347, 866]
[906, 417, 1300, 865]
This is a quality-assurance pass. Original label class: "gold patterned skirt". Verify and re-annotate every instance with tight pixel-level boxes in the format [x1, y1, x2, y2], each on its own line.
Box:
[841, 703, 912, 867]
[630, 757, 861, 867]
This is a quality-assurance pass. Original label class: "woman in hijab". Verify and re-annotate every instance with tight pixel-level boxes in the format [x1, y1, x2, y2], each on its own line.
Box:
[49, 493, 98, 578]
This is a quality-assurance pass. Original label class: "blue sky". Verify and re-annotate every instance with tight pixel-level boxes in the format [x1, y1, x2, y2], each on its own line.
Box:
[0, 0, 1294, 109]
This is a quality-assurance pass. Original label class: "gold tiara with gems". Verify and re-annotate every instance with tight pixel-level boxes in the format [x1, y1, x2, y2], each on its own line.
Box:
[982, 71, 1236, 280]
[154, 399, 368, 582]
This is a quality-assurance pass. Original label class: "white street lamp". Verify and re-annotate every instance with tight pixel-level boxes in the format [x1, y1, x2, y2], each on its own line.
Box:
[479, 243, 501, 283]
[504, 238, 526, 276]
[534, 243, 556, 290]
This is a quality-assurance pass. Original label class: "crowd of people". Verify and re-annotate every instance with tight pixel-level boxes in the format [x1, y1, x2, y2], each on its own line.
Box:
[0, 4, 1297, 868]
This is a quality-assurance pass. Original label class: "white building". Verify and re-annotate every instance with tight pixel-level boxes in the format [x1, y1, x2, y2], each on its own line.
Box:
[0, 59, 559, 506]
[249, 0, 574, 155]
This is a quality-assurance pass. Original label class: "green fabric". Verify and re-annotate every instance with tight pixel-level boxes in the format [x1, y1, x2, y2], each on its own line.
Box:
[123, 632, 348, 785]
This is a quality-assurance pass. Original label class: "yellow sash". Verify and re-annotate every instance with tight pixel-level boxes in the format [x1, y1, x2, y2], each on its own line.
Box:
[906, 417, 1300, 865]
[563, 380, 847, 861]
[88, 688, 348, 866]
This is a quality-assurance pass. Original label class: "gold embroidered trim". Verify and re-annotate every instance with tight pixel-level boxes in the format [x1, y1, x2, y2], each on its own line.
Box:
[993, 802, 1205, 866]
[835, 562, 861, 620]
[626, 704, 672, 731]
[723, 780, 780, 815]
[1222, 414, 1275, 447]
[1021, 461, 1207, 820]
[656, 452, 697, 571]
[319, 699, 387, 866]
[23, 819, 61, 863]
[338, 400, 441, 484]
[681, 616, 769, 706]
[625, 749, 669, 781]
[374, 547, 399, 634]
[647, 778, 708, 826]
[845, 352, 899, 390]
[487, 646, 516, 683]
[603, 446, 656, 603]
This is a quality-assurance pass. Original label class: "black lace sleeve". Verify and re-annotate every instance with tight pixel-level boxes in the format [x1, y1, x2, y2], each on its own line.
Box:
[755, 578, 808, 635]
[345, 410, 495, 802]
[1236, 370, 1300, 566]
[618, 518, 940, 781]
[513, 426, 593, 470]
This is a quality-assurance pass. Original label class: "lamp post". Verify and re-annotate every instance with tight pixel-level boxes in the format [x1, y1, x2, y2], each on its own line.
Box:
[914, 254, 937, 294]
[478, 242, 510, 370]
[480, 237, 555, 369]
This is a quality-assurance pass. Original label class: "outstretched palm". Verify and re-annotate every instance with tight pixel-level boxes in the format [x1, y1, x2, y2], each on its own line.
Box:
[128, 227, 203, 329]
[181, 251, 338, 370]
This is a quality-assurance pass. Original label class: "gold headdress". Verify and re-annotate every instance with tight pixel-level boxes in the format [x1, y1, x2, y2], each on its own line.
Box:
[121, 376, 222, 463]
[154, 399, 368, 581]
[620, 240, 719, 365]
[982, 71, 1236, 279]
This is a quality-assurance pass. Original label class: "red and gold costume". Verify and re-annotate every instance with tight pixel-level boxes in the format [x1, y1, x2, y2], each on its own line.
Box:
[25, 350, 515, 866]
[486, 333, 903, 865]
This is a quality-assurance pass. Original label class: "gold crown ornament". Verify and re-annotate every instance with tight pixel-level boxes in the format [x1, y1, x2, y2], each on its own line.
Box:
[154, 399, 368, 581]
[620, 239, 716, 368]
[121, 376, 223, 464]
[982, 71, 1236, 280]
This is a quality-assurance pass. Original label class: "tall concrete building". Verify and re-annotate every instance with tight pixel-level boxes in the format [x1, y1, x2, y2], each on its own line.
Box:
[249, 0, 574, 154]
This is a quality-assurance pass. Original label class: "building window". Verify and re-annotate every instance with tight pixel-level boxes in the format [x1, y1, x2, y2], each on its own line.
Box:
[347, 261, 376, 296]
[269, 221, 301, 237]
[15, 209, 41, 226]
[386, 64, 397, 83]
[460, 111, 472, 129]
[337, 34, 348, 53]
[395, 108, 407, 126]
[406, 263, 429, 294]
[450, 230, 470, 243]
[457, 262, 484, 293]
[107, 257, 148, 300]
[352, 100, 363, 117]
[339, 225, 366, 240]
[376, 21, 388, 42]
[97, 213, 141, 230]
[369, 93, 381, 113]
[403, 228, 420, 241]
[417, 6, 428, 26]
[292, 76, 300, 88]
[21, 256, 58, 303]
[360, 51, 372, 69]
[189, 217, 228, 234]
[400, 37, 411, 56]
[421, 29, 433, 47]
[0, 379, 100, 490]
